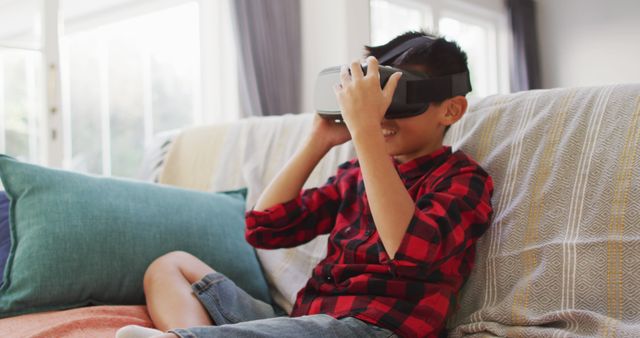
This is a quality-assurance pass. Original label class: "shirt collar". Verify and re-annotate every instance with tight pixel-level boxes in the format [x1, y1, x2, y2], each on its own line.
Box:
[393, 146, 452, 181]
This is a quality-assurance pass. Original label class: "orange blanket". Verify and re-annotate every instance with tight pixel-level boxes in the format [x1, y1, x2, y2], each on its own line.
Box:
[0, 305, 155, 338]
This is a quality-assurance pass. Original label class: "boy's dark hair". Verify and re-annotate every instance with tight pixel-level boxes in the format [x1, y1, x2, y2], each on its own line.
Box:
[365, 31, 470, 134]
[365, 30, 469, 80]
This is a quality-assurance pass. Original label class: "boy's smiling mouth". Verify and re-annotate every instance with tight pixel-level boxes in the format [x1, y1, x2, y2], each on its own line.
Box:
[381, 122, 399, 137]
[382, 128, 397, 137]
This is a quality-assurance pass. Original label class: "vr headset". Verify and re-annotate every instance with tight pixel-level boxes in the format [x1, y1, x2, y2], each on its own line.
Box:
[314, 36, 472, 121]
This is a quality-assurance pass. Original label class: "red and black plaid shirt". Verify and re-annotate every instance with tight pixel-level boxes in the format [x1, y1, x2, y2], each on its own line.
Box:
[245, 146, 493, 337]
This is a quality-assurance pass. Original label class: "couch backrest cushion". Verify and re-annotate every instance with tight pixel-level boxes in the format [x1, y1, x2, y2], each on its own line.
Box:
[444, 84, 640, 337]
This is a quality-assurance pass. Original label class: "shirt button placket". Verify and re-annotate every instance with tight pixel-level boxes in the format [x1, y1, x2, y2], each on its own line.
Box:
[344, 223, 358, 262]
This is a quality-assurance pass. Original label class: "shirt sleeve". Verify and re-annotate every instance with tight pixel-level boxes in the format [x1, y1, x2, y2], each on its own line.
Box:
[379, 165, 494, 280]
[245, 161, 353, 249]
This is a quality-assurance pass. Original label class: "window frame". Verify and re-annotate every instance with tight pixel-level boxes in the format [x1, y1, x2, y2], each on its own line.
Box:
[0, 0, 49, 165]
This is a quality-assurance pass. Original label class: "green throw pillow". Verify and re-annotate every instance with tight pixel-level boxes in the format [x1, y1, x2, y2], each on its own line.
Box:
[0, 155, 270, 318]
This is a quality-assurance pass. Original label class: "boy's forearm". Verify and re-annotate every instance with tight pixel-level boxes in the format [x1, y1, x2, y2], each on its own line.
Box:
[350, 128, 415, 259]
[253, 138, 330, 211]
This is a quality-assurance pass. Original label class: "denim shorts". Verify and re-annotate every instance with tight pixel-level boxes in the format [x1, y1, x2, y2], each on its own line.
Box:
[169, 272, 398, 338]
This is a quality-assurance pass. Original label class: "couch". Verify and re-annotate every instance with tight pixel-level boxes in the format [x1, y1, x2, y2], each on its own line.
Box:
[0, 83, 638, 337]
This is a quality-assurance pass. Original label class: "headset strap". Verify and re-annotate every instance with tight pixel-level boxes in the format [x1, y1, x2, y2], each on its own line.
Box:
[378, 36, 435, 65]
[406, 72, 473, 102]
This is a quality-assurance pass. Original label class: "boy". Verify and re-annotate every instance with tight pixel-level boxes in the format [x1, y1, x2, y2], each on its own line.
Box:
[117, 31, 493, 338]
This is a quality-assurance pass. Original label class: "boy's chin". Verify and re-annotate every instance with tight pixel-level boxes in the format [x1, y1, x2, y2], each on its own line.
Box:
[385, 145, 407, 158]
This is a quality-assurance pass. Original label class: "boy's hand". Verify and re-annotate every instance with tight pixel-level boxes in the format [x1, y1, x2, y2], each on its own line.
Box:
[308, 114, 351, 151]
[334, 56, 402, 137]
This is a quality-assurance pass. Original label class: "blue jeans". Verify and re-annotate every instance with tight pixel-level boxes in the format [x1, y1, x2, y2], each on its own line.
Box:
[169, 272, 397, 338]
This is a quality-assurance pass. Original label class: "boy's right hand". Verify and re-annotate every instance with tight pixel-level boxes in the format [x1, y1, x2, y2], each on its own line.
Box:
[308, 114, 352, 151]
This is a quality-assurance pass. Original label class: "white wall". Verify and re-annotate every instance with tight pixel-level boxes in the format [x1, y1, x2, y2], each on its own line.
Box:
[536, 0, 640, 89]
[300, 0, 370, 113]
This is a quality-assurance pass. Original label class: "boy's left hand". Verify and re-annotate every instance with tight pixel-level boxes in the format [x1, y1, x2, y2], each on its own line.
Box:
[333, 56, 402, 137]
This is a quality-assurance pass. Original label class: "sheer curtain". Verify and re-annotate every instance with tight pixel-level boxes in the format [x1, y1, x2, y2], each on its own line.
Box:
[232, 0, 302, 117]
[507, 0, 541, 91]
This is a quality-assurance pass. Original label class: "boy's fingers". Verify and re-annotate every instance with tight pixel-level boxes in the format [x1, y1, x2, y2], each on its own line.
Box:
[332, 83, 340, 94]
[350, 60, 364, 80]
[339, 65, 351, 85]
[366, 56, 379, 79]
[382, 72, 403, 98]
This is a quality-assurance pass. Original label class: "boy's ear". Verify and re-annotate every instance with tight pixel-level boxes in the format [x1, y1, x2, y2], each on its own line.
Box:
[441, 96, 467, 126]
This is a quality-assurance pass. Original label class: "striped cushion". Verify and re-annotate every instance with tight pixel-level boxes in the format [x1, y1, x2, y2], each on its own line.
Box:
[445, 84, 640, 337]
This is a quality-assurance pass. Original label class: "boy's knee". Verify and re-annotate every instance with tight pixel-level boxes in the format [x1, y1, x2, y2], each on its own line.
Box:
[144, 251, 191, 289]
[144, 251, 214, 290]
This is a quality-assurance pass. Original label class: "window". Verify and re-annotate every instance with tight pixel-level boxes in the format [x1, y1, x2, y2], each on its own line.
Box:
[0, 0, 45, 164]
[370, 0, 432, 47]
[0, 0, 239, 178]
[0, 50, 43, 163]
[62, 2, 201, 177]
[369, 0, 510, 97]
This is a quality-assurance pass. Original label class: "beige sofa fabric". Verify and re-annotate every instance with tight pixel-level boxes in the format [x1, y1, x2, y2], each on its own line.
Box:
[445, 84, 640, 337]
[159, 123, 232, 191]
